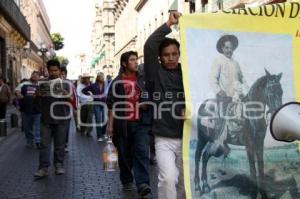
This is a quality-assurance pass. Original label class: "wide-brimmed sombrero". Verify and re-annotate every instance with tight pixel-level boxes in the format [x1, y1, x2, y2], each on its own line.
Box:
[81, 73, 93, 78]
[216, 34, 239, 53]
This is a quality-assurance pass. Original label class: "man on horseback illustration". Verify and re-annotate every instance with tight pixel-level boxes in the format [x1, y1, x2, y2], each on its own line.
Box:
[209, 34, 249, 156]
[194, 34, 284, 198]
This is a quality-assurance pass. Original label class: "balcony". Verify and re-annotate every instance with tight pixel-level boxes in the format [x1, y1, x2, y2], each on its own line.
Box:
[0, 0, 30, 41]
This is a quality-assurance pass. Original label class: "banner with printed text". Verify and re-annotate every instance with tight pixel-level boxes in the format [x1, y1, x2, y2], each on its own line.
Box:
[180, 2, 300, 199]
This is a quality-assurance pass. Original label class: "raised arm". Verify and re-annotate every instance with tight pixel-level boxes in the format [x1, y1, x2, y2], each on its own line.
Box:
[143, 12, 182, 85]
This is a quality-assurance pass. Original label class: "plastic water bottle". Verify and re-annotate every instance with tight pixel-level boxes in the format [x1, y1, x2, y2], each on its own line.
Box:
[102, 138, 118, 171]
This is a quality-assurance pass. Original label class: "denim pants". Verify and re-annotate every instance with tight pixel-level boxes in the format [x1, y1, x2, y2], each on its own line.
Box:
[93, 105, 107, 138]
[113, 121, 150, 187]
[22, 112, 41, 144]
[65, 119, 71, 145]
[39, 121, 68, 169]
[79, 104, 93, 134]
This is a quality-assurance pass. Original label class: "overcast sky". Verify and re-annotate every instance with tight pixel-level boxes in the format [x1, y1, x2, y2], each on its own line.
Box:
[43, 0, 96, 78]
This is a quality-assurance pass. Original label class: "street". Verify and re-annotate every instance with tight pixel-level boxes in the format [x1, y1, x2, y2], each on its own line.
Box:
[0, 119, 158, 199]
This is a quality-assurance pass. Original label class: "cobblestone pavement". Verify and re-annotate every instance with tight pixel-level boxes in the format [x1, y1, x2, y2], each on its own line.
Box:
[0, 119, 158, 199]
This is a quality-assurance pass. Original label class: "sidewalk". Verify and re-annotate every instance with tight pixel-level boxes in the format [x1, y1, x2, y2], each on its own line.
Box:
[0, 105, 21, 143]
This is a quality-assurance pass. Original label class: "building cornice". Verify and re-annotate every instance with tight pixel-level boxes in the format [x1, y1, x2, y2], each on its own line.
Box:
[113, 0, 128, 22]
[0, 0, 30, 41]
[114, 35, 137, 56]
[135, 0, 148, 12]
[37, 11, 52, 40]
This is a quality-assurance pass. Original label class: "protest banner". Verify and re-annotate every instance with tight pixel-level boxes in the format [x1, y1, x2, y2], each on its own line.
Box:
[180, 2, 300, 198]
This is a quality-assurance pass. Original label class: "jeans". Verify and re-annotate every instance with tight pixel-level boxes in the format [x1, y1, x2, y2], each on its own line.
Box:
[93, 105, 107, 138]
[79, 104, 93, 134]
[0, 102, 7, 120]
[113, 121, 150, 187]
[155, 136, 186, 199]
[148, 128, 156, 160]
[22, 112, 41, 144]
[65, 119, 71, 146]
[39, 121, 68, 169]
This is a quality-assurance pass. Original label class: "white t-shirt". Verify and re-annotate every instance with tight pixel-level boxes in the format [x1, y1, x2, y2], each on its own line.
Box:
[210, 54, 248, 97]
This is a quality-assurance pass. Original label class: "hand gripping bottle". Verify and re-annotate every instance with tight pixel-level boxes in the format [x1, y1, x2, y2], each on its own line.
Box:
[102, 138, 118, 171]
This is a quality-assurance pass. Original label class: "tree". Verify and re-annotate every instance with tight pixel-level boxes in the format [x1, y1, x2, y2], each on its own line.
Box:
[51, 33, 64, 51]
[55, 56, 69, 67]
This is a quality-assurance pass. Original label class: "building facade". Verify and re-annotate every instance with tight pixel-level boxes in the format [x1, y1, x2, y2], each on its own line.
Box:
[0, 0, 30, 88]
[20, 0, 53, 78]
[92, 0, 288, 77]
[113, 0, 196, 67]
[91, 0, 115, 78]
[113, 0, 138, 72]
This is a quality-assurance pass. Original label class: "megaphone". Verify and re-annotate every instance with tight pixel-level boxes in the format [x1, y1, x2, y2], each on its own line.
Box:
[270, 102, 300, 142]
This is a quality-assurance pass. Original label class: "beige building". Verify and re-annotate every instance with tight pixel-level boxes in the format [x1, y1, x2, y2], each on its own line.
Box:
[91, 0, 115, 78]
[0, 0, 30, 87]
[20, 0, 53, 78]
[100, 0, 286, 77]
[113, 0, 138, 71]
[113, 0, 196, 67]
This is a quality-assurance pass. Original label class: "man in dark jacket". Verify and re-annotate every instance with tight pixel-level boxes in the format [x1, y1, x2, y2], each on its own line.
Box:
[34, 59, 72, 179]
[144, 12, 186, 199]
[106, 51, 151, 198]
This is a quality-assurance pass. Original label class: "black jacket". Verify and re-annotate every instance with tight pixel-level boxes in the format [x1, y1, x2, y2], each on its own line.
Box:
[36, 78, 71, 124]
[106, 72, 151, 137]
[144, 23, 185, 139]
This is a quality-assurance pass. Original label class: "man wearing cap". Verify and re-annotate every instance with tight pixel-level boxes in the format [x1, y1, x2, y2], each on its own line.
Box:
[76, 73, 93, 136]
[82, 72, 107, 141]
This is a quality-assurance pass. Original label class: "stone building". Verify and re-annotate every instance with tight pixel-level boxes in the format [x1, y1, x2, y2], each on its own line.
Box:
[91, 0, 115, 78]
[113, 0, 196, 69]
[0, 0, 30, 87]
[20, 0, 53, 78]
[92, 0, 287, 77]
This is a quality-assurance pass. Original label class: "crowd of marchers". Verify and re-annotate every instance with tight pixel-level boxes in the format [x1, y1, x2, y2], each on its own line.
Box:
[0, 12, 197, 199]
